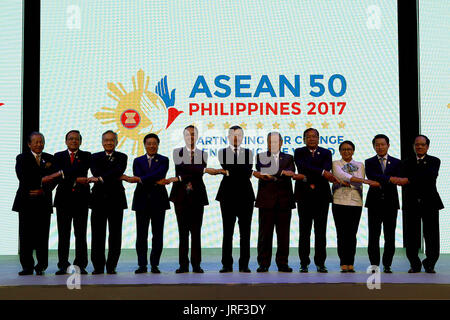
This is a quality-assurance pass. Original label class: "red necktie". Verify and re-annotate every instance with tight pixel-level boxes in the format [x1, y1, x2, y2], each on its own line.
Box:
[70, 152, 75, 164]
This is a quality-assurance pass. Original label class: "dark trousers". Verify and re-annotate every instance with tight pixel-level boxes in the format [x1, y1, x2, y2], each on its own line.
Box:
[257, 206, 292, 268]
[297, 201, 329, 267]
[90, 207, 124, 271]
[174, 204, 204, 268]
[18, 208, 51, 272]
[367, 205, 398, 267]
[220, 201, 253, 269]
[135, 209, 166, 268]
[405, 205, 440, 270]
[56, 206, 89, 270]
[332, 204, 362, 266]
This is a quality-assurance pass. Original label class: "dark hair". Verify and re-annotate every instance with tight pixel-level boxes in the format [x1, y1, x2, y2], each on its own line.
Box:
[65, 130, 82, 143]
[339, 140, 355, 151]
[303, 128, 319, 139]
[372, 134, 390, 145]
[102, 130, 118, 143]
[415, 134, 430, 146]
[184, 125, 198, 135]
[229, 125, 243, 132]
[27, 131, 45, 144]
[143, 133, 160, 144]
[267, 131, 282, 141]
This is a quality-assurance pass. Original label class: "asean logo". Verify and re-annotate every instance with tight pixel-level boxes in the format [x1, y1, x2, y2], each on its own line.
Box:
[95, 69, 183, 155]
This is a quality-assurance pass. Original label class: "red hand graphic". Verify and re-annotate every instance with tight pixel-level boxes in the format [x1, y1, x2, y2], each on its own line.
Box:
[166, 107, 183, 129]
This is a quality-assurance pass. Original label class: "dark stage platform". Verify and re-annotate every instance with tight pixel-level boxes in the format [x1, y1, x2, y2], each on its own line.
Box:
[1, 248, 449, 300]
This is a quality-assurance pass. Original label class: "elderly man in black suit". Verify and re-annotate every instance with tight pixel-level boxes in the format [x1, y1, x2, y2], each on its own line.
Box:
[216, 125, 255, 273]
[53, 130, 91, 275]
[253, 132, 296, 273]
[294, 128, 337, 273]
[365, 134, 405, 273]
[89, 130, 128, 275]
[403, 135, 444, 273]
[168, 125, 220, 273]
[128, 133, 170, 274]
[13, 132, 58, 275]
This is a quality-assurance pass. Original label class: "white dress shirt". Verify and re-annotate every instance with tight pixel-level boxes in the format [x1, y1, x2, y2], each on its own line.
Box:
[332, 159, 365, 207]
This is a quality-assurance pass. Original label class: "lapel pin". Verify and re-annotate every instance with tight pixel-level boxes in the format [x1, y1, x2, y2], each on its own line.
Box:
[317, 152, 320, 155]
[388, 161, 390, 165]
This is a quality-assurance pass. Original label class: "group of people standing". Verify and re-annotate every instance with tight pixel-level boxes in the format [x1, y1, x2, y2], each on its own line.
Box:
[13, 126, 443, 276]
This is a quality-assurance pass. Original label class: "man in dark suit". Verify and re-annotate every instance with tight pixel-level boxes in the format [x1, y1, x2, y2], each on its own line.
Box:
[253, 132, 296, 273]
[365, 134, 405, 273]
[53, 130, 91, 275]
[403, 135, 444, 273]
[129, 133, 170, 274]
[294, 128, 337, 273]
[13, 132, 58, 275]
[169, 125, 219, 273]
[216, 125, 255, 273]
[89, 130, 128, 274]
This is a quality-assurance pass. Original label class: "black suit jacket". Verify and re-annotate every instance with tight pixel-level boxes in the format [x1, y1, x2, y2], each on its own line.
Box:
[131, 153, 170, 211]
[254, 151, 295, 209]
[90, 151, 128, 210]
[53, 149, 91, 209]
[402, 154, 444, 211]
[169, 147, 209, 206]
[12, 151, 56, 214]
[365, 155, 401, 209]
[215, 147, 255, 203]
[294, 146, 332, 203]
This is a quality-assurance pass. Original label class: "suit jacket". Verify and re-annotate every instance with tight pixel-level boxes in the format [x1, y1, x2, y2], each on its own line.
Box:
[132, 153, 170, 211]
[402, 154, 444, 211]
[365, 154, 401, 209]
[254, 151, 295, 209]
[90, 150, 128, 210]
[215, 147, 255, 203]
[12, 150, 56, 214]
[53, 149, 91, 209]
[169, 147, 209, 206]
[294, 146, 332, 203]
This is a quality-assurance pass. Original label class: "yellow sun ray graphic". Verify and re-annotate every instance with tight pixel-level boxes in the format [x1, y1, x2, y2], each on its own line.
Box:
[94, 70, 168, 156]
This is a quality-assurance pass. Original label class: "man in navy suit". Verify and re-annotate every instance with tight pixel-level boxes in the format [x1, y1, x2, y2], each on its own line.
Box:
[403, 135, 444, 273]
[253, 132, 296, 273]
[294, 128, 337, 273]
[13, 132, 58, 275]
[169, 125, 219, 273]
[53, 130, 91, 275]
[365, 134, 405, 273]
[216, 125, 255, 273]
[89, 130, 128, 274]
[129, 133, 170, 274]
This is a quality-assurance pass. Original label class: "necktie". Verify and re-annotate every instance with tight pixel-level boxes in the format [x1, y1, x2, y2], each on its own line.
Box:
[190, 150, 195, 164]
[418, 158, 424, 165]
[148, 157, 152, 168]
[379, 157, 386, 173]
[35, 154, 40, 166]
[233, 148, 238, 164]
[70, 152, 75, 165]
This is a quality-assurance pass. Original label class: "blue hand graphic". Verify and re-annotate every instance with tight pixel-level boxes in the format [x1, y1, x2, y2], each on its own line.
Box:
[155, 76, 176, 108]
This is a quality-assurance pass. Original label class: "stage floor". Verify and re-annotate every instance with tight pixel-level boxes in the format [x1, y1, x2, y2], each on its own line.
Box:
[1, 248, 449, 299]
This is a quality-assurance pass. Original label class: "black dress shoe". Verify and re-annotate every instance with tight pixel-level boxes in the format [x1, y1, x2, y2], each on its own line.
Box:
[317, 266, 328, 273]
[175, 267, 189, 274]
[151, 266, 161, 274]
[92, 269, 104, 275]
[383, 266, 393, 274]
[55, 269, 68, 275]
[256, 266, 268, 273]
[135, 267, 148, 274]
[408, 268, 421, 273]
[299, 266, 309, 273]
[219, 267, 233, 273]
[278, 265, 293, 273]
[239, 267, 251, 273]
[192, 267, 204, 273]
[106, 269, 117, 275]
[425, 268, 436, 274]
[18, 269, 33, 276]
[35, 270, 45, 276]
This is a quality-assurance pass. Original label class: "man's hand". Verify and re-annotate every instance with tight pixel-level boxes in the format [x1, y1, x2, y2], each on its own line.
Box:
[166, 177, 180, 184]
[366, 180, 381, 187]
[323, 171, 338, 183]
[390, 177, 409, 186]
[292, 173, 306, 181]
[42, 171, 61, 184]
[205, 168, 219, 175]
[87, 177, 99, 183]
[155, 179, 170, 185]
[281, 170, 295, 177]
[76, 177, 89, 185]
[217, 169, 227, 175]
[127, 176, 141, 184]
[29, 189, 44, 197]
